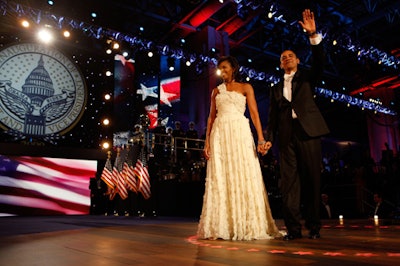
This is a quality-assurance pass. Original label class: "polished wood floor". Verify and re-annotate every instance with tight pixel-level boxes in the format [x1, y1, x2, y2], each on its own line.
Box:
[0, 215, 399, 266]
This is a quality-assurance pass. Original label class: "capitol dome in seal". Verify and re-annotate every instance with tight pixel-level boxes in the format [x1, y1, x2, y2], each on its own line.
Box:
[22, 55, 55, 107]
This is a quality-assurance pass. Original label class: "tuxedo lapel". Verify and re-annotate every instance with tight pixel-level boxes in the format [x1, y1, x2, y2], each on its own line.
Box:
[291, 72, 300, 98]
[277, 81, 284, 99]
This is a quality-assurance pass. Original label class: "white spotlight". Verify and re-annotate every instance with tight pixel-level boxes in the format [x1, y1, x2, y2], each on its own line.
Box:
[112, 42, 120, 50]
[63, 30, 71, 38]
[37, 28, 53, 44]
[102, 142, 110, 149]
[21, 20, 30, 28]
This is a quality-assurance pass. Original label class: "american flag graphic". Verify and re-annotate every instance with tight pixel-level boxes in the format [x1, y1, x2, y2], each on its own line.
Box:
[158, 55, 181, 130]
[160, 76, 181, 106]
[0, 155, 97, 216]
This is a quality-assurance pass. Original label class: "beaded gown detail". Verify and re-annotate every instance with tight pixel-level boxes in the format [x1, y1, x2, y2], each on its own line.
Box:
[197, 83, 281, 240]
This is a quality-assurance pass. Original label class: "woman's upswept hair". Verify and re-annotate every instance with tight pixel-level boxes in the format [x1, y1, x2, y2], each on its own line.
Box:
[217, 55, 241, 81]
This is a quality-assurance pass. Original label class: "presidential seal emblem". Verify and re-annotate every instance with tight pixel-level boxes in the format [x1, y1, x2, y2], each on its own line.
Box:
[0, 43, 86, 142]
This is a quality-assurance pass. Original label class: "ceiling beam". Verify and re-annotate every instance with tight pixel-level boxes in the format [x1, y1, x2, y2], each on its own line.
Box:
[346, 1, 400, 33]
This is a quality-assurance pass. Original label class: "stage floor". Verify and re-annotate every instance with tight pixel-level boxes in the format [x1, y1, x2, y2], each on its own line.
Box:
[0, 215, 399, 265]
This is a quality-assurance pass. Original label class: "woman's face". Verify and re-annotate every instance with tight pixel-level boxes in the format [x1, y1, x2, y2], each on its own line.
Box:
[218, 60, 234, 81]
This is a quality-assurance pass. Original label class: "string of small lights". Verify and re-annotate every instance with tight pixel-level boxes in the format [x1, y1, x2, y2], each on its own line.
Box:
[0, 0, 397, 115]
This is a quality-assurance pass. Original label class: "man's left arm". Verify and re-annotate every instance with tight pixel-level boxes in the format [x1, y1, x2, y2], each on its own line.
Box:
[309, 35, 325, 85]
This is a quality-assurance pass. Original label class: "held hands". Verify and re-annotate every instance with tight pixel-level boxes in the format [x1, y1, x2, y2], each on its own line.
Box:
[205, 142, 271, 158]
[257, 140, 272, 156]
[298, 9, 316, 36]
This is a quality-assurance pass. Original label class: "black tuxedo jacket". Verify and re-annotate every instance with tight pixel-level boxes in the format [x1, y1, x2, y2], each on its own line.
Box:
[266, 42, 330, 148]
[373, 202, 393, 219]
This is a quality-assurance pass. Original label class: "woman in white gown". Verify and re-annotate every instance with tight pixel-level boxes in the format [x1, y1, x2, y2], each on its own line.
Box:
[197, 56, 282, 240]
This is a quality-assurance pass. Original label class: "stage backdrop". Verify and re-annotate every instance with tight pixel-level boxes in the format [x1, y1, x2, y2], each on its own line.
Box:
[112, 53, 181, 146]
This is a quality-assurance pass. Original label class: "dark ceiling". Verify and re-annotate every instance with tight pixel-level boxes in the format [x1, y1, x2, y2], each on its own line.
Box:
[56, 0, 400, 91]
[2, 0, 400, 94]
[0, 0, 399, 147]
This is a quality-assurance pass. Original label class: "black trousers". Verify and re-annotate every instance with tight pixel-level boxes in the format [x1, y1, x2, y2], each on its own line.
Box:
[279, 119, 321, 234]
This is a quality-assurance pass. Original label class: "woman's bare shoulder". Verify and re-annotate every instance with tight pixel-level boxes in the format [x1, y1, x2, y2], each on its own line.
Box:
[240, 82, 253, 94]
[211, 87, 220, 97]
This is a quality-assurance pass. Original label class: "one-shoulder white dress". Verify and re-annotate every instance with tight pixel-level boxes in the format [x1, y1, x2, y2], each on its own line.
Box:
[197, 83, 281, 240]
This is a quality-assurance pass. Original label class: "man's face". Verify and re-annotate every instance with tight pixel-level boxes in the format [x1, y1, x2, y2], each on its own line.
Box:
[321, 194, 328, 203]
[280, 50, 299, 72]
[374, 194, 381, 203]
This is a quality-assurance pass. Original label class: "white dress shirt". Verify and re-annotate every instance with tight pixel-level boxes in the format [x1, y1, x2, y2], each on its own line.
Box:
[282, 33, 323, 119]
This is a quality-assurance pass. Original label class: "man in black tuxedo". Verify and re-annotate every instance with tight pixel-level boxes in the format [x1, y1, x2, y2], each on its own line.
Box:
[371, 192, 393, 219]
[320, 193, 336, 219]
[264, 9, 330, 240]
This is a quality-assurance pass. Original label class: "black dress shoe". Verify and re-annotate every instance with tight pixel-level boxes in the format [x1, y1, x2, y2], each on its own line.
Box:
[308, 231, 321, 239]
[283, 233, 302, 241]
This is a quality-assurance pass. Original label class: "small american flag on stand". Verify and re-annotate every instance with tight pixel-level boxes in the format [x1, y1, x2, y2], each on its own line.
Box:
[133, 146, 151, 199]
[113, 147, 129, 200]
[123, 147, 137, 193]
[101, 151, 117, 200]
[100, 151, 113, 189]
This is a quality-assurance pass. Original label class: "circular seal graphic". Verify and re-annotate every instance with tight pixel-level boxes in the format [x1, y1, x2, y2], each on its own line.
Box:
[0, 43, 86, 137]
